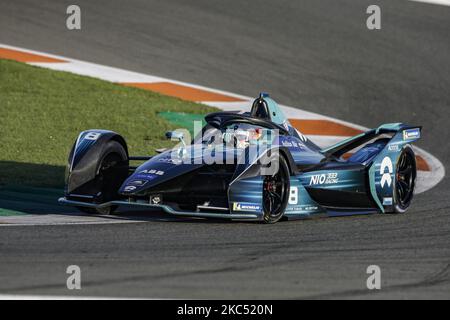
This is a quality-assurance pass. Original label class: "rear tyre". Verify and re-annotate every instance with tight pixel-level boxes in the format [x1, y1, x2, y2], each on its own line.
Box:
[262, 152, 290, 224]
[76, 141, 128, 215]
[393, 145, 416, 213]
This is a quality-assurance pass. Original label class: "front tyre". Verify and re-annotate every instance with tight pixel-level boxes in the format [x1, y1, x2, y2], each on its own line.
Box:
[393, 145, 416, 213]
[77, 140, 128, 215]
[262, 152, 290, 224]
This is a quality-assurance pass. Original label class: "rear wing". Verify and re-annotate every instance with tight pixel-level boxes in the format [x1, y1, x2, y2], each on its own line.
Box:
[321, 124, 421, 214]
[321, 123, 421, 159]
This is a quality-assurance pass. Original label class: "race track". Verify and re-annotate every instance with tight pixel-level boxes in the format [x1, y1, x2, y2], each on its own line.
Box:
[0, 0, 449, 298]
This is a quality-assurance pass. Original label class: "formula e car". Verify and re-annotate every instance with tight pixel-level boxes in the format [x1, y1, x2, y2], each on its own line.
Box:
[59, 93, 421, 223]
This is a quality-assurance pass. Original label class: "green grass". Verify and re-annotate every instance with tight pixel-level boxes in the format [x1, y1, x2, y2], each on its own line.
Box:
[0, 59, 217, 187]
[159, 111, 207, 136]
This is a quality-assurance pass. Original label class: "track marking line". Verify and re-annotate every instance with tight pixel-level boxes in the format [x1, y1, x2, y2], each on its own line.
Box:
[408, 0, 450, 6]
[0, 221, 143, 227]
[0, 294, 154, 300]
[29, 60, 164, 83]
[0, 47, 66, 63]
[122, 82, 245, 102]
[289, 119, 364, 137]
[0, 213, 153, 227]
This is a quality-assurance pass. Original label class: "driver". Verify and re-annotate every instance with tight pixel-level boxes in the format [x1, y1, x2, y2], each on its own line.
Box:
[222, 127, 263, 148]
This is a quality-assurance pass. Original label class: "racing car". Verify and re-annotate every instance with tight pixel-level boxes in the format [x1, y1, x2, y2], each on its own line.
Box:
[59, 93, 420, 223]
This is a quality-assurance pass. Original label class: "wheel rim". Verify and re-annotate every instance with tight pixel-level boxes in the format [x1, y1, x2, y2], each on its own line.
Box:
[396, 151, 415, 208]
[263, 166, 288, 219]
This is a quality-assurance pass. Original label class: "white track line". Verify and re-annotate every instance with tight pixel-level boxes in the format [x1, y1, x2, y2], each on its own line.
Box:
[0, 294, 151, 300]
[0, 214, 147, 227]
[29, 61, 164, 83]
[408, 0, 450, 6]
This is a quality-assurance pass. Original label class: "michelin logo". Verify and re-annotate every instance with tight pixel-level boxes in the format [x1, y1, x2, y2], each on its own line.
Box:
[233, 202, 261, 212]
[403, 128, 420, 141]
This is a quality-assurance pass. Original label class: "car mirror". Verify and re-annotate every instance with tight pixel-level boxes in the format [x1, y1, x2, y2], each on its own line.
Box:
[165, 131, 184, 140]
[165, 131, 187, 150]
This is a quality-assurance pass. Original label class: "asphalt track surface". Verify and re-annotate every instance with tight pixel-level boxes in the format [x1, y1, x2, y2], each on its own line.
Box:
[0, 0, 449, 299]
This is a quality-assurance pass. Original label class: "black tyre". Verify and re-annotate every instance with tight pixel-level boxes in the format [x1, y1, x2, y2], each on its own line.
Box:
[262, 152, 290, 223]
[76, 140, 128, 215]
[393, 145, 416, 213]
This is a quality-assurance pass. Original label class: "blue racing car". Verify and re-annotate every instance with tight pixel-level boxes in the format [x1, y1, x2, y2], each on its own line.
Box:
[59, 93, 420, 223]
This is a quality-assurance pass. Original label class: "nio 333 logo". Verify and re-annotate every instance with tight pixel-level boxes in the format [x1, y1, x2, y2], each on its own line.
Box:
[309, 173, 339, 185]
[380, 157, 393, 188]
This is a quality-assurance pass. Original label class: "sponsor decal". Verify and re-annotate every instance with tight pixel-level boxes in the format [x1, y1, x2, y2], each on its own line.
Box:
[158, 157, 182, 164]
[383, 197, 393, 205]
[280, 137, 306, 151]
[124, 185, 137, 192]
[135, 169, 165, 181]
[281, 140, 293, 147]
[388, 144, 399, 152]
[139, 169, 164, 175]
[403, 128, 420, 141]
[128, 180, 147, 186]
[281, 140, 299, 148]
[150, 195, 162, 204]
[232, 202, 261, 212]
[285, 205, 319, 212]
[380, 157, 393, 188]
[288, 186, 298, 204]
[309, 172, 339, 185]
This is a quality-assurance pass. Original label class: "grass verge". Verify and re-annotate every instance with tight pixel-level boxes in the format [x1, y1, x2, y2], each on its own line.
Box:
[0, 59, 217, 187]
